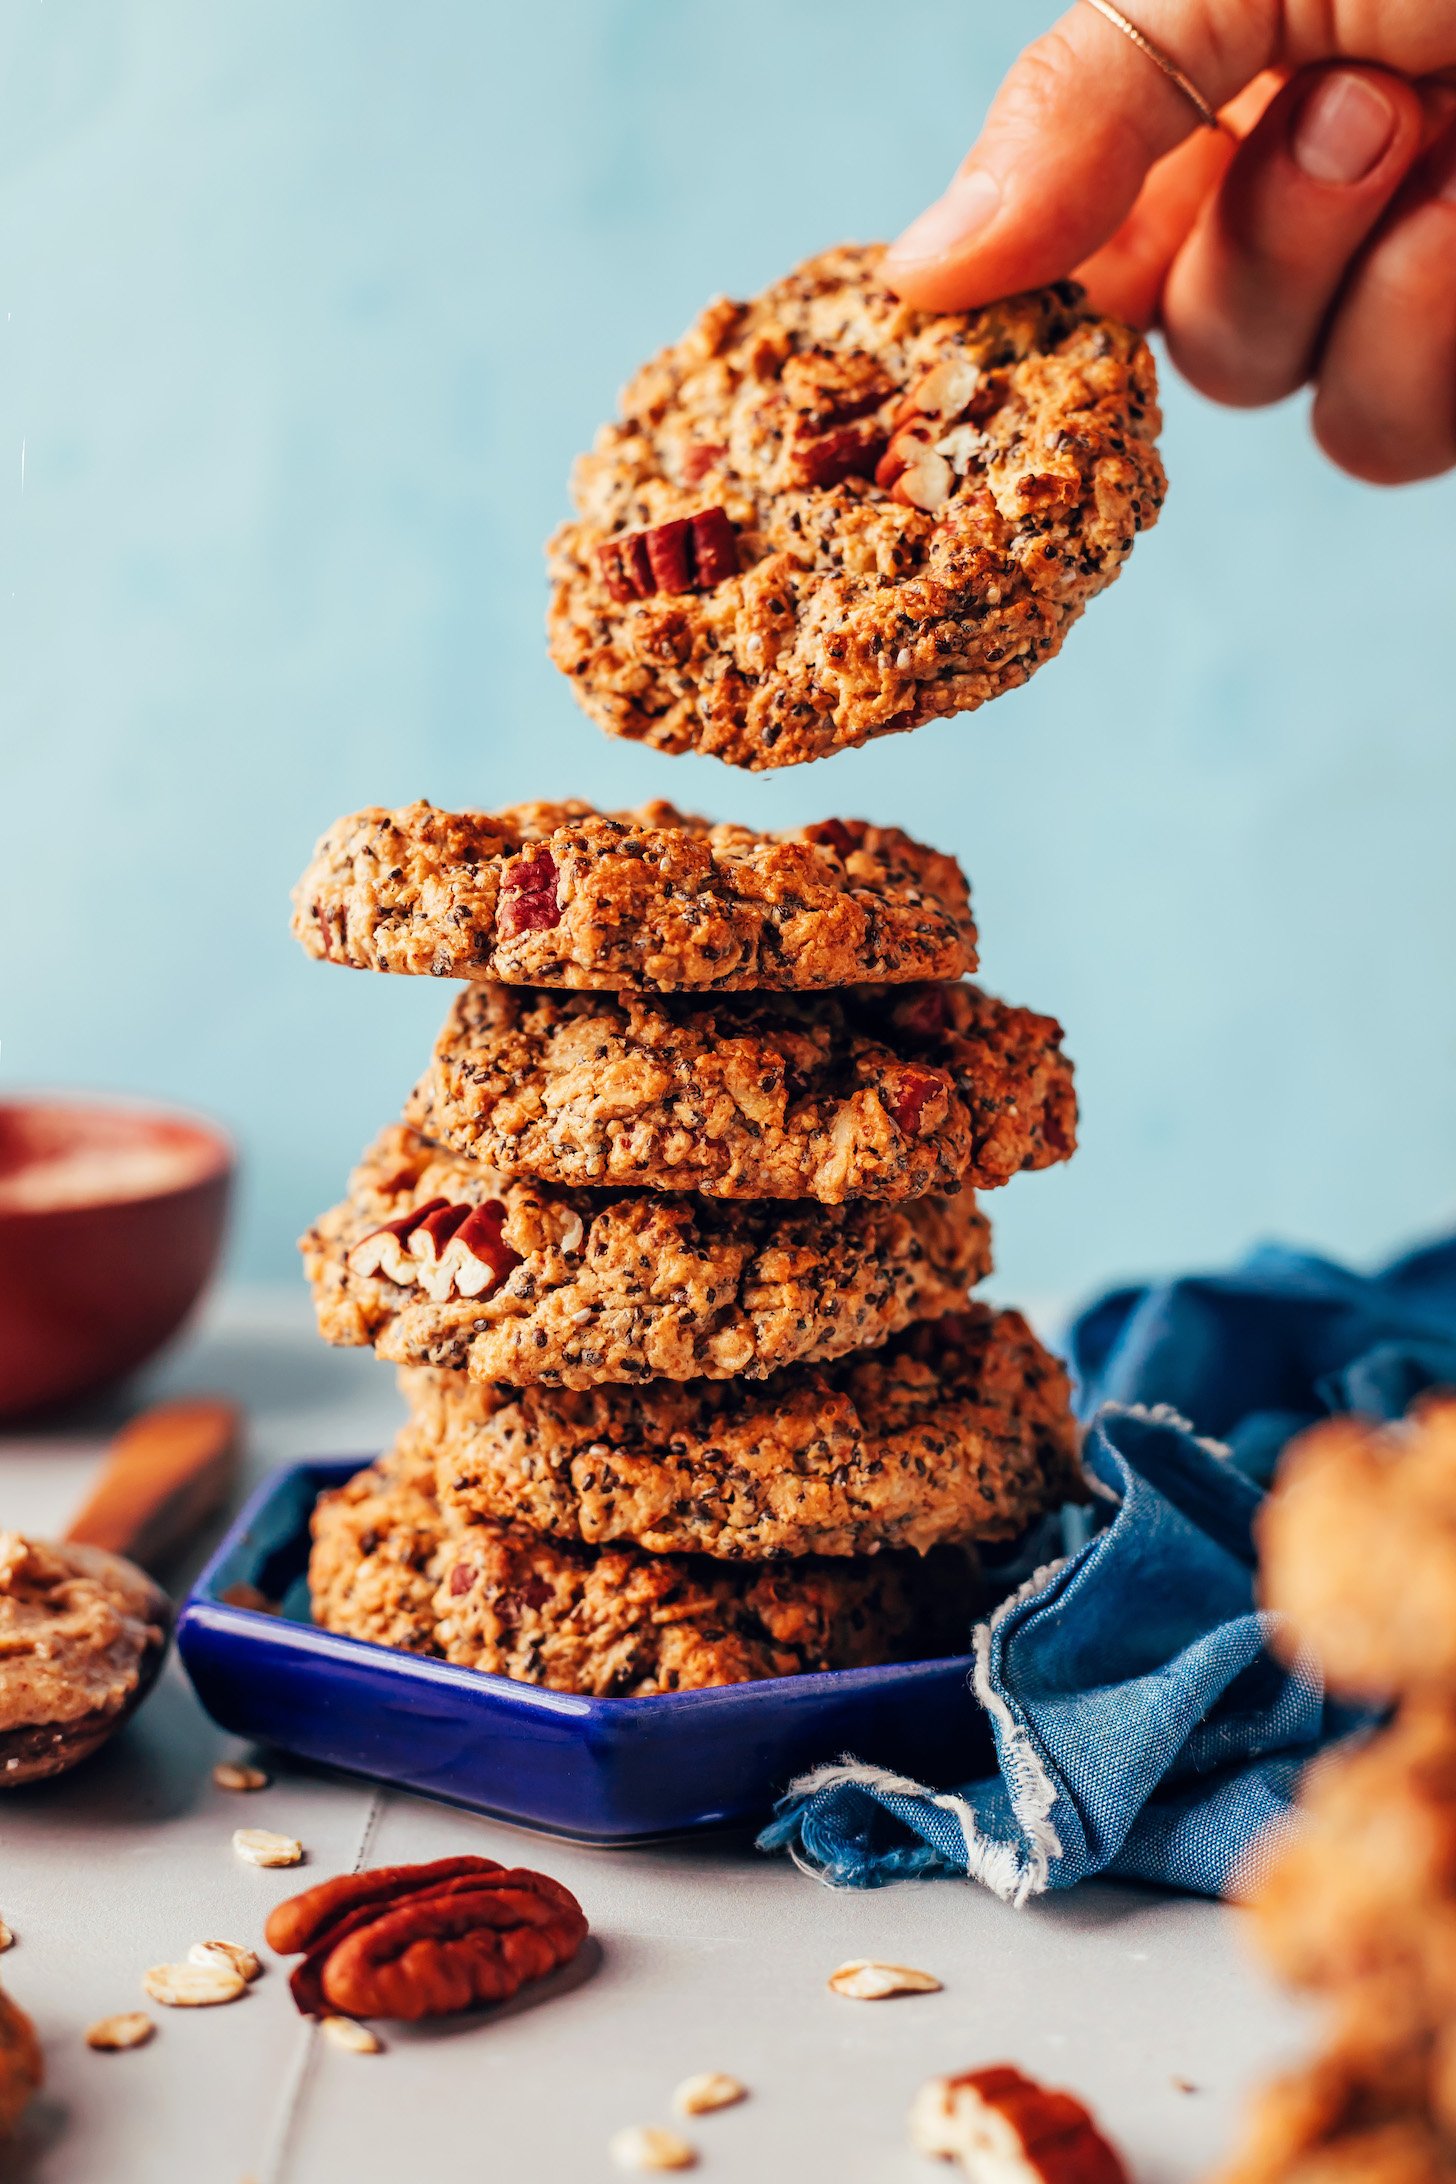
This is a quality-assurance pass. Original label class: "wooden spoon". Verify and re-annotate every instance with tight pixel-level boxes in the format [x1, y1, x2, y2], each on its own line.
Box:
[64, 1396, 239, 1571]
[0, 1398, 239, 1786]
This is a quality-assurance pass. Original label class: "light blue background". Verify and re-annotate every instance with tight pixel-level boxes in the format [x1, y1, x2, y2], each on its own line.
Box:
[2, 0, 1453, 1310]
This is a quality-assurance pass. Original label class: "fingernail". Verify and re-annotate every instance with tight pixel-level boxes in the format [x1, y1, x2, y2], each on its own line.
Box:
[1292, 71, 1397, 186]
[889, 169, 1002, 264]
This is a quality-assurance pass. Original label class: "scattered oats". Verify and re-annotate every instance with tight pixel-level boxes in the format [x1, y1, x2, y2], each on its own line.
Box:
[570, 1307, 594, 1325]
[0, 1920, 12, 1952]
[213, 1760, 269, 1792]
[143, 1961, 247, 2008]
[895, 648, 913, 669]
[232, 1828, 302, 1868]
[674, 2072, 745, 2116]
[609, 2124, 697, 2172]
[828, 1959, 942, 2001]
[86, 2012, 154, 2051]
[189, 1941, 261, 1983]
[321, 2016, 381, 2055]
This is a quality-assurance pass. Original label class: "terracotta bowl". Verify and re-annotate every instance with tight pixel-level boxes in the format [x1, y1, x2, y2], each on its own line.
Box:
[0, 1099, 233, 1421]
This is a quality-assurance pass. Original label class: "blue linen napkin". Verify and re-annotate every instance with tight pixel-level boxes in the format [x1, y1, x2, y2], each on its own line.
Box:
[758, 1234, 1456, 1902]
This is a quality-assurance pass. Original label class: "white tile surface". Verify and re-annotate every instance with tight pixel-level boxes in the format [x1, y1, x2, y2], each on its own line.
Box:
[0, 1288, 1312, 2183]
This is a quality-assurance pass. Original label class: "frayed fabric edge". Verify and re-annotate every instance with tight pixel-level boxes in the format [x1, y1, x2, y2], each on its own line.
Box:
[1099, 1399, 1234, 1462]
[776, 1557, 1072, 1911]
[970, 1558, 1068, 1907]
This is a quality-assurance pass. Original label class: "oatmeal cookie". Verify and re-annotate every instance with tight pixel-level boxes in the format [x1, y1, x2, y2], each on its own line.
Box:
[292, 797, 974, 991]
[302, 1123, 989, 1390]
[1258, 1400, 1456, 1700]
[547, 243, 1164, 771]
[310, 1470, 981, 1692]
[1216, 2045, 1456, 2184]
[307, 1442, 449, 1657]
[404, 1307, 1077, 1560]
[406, 978, 1074, 1203]
[1247, 1695, 1456, 2025]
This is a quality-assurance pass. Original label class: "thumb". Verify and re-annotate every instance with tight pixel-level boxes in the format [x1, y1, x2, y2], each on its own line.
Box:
[883, 0, 1277, 311]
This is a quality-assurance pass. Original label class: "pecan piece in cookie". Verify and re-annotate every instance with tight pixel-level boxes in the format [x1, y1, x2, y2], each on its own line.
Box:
[548, 243, 1165, 770]
[310, 1475, 984, 1693]
[291, 797, 975, 991]
[410, 1305, 1079, 1561]
[302, 1124, 989, 1390]
[266, 1856, 588, 2021]
[406, 980, 1074, 1204]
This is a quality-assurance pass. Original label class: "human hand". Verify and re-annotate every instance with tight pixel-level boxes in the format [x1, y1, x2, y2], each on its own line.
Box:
[882, 1, 1456, 483]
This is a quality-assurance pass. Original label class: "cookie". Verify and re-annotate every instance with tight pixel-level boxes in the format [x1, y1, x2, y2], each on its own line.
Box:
[1248, 1695, 1456, 2018]
[1216, 2048, 1452, 2184]
[305, 1442, 447, 1657]
[406, 1306, 1077, 1561]
[1258, 1400, 1456, 1701]
[547, 244, 1164, 771]
[292, 797, 974, 992]
[302, 1124, 989, 1390]
[406, 978, 1075, 1204]
[309, 1468, 982, 1694]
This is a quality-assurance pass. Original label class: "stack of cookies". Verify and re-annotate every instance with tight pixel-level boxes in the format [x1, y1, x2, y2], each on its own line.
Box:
[1218, 1400, 1456, 2184]
[291, 797, 1084, 1695]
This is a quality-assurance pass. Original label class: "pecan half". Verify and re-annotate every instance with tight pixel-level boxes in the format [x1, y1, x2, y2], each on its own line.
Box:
[884, 1066, 945, 1138]
[346, 1197, 453, 1283]
[876, 424, 954, 512]
[497, 849, 562, 937]
[908, 2065, 1128, 2184]
[803, 819, 858, 858]
[346, 1198, 521, 1304]
[0, 1983, 41, 2135]
[597, 509, 739, 602]
[266, 1857, 588, 2023]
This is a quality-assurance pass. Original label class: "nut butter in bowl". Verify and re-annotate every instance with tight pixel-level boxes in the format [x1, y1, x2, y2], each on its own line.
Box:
[0, 1096, 232, 1418]
[0, 1531, 171, 1786]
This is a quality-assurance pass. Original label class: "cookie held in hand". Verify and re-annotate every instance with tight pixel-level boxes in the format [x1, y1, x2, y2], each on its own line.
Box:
[266, 1856, 588, 2022]
[549, 244, 1164, 770]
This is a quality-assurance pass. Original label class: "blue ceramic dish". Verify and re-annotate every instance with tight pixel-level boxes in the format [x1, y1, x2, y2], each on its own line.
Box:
[177, 1459, 994, 1844]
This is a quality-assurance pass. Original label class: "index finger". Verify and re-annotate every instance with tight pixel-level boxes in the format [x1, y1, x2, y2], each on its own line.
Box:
[880, 0, 1278, 310]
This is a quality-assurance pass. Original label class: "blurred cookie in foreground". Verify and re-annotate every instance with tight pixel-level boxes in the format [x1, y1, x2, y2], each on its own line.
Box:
[292, 798, 975, 992]
[0, 1533, 171, 1786]
[1218, 1398, 1456, 2184]
[407, 979, 1075, 1204]
[301, 1124, 989, 1390]
[411, 1305, 1078, 1562]
[311, 1469, 982, 1695]
[548, 244, 1164, 770]
[1257, 1397, 1456, 1699]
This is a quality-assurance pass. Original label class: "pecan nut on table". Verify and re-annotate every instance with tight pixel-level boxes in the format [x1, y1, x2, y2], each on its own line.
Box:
[265, 1855, 588, 2022]
[0, 1982, 42, 2135]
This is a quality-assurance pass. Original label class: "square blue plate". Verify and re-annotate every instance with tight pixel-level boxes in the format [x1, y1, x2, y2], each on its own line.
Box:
[177, 1459, 993, 1844]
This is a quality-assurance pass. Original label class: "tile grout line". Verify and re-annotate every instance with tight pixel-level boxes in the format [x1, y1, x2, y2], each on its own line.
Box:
[257, 1783, 390, 2184]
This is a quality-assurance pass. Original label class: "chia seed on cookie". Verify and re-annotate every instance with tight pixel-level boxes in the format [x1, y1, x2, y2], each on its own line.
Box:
[301, 1124, 989, 1390]
[406, 978, 1075, 1203]
[309, 1469, 983, 1693]
[548, 243, 1164, 771]
[292, 797, 974, 991]
[406, 1305, 1077, 1561]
